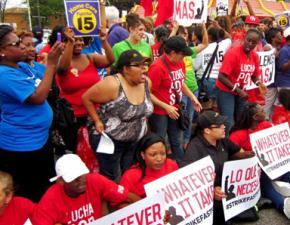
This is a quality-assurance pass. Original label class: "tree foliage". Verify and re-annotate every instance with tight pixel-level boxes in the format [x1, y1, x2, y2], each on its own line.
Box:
[28, 0, 65, 26]
[0, 0, 8, 22]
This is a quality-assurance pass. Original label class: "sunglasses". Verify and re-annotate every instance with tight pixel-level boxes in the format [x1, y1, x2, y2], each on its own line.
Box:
[1, 38, 21, 48]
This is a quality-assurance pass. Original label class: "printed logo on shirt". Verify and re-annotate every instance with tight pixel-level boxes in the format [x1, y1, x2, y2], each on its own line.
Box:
[169, 68, 185, 105]
[236, 64, 255, 88]
[117, 185, 125, 194]
[68, 203, 95, 225]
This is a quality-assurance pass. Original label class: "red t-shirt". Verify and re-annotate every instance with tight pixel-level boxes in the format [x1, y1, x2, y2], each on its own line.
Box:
[0, 196, 35, 225]
[32, 173, 128, 225]
[229, 121, 272, 151]
[37, 44, 51, 62]
[151, 42, 161, 61]
[56, 60, 100, 117]
[120, 158, 178, 198]
[272, 106, 290, 126]
[216, 45, 260, 94]
[149, 54, 186, 115]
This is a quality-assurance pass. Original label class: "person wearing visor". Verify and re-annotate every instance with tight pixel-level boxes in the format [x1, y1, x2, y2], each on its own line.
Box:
[180, 111, 254, 225]
[32, 154, 140, 225]
[148, 36, 202, 163]
[83, 49, 154, 181]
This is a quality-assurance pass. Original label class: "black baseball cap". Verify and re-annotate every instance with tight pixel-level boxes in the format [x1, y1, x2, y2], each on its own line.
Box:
[197, 111, 227, 129]
[117, 49, 151, 70]
[165, 36, 193, 56]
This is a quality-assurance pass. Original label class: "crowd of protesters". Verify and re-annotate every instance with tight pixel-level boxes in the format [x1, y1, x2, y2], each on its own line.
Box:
[1, 0, 290, 224]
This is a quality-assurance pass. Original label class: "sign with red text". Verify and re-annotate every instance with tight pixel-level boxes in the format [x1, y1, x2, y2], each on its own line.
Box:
[173, 0, 208, 26]
[221, 157, 261, 221]
[89, 192, 165, 225]
[245, 49, 275, 90]
[250, 122, 290, 180]
[145, 156, 215, 225]
[216, 0, 228, 16]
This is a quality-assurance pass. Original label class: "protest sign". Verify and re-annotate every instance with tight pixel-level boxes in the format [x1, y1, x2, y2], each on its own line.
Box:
[250, 122, 290, 180]
[275, 12, 290, 29]
[89, 192, 165, 225]
[64, 0, 100, 36]
[245, 49, 276, 90]
[173, 0, 208, 26]
[216, 0, 228, 16]
[145, 156, 215, 225]
[221, 157, 260, 221]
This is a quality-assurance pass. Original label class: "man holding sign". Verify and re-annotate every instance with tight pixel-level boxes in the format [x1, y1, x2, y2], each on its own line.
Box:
[180, 111, 253, 224]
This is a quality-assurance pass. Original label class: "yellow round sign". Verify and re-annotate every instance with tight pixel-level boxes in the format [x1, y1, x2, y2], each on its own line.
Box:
[72, 8, 97, 34]
[277, 15, 288, 27]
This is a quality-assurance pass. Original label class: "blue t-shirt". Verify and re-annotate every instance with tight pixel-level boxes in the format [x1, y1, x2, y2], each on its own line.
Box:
[276, 44, 290, 87]
[0, 64, 53, 151]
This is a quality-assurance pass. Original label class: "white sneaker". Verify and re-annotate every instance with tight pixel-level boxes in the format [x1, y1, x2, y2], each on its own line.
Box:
[284, 197, 290, 219]
[272, 181, 290, 197]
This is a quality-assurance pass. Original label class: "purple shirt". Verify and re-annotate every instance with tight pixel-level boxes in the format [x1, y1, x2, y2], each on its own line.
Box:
[108, 24, 129, 47]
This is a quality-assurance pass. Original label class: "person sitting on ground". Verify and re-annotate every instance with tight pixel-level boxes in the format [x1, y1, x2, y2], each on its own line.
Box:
[180, 111, 253, 225]
[32, 154, 140, 225]
[272, 89, 290, 126]
[0, 171, 35, 225]
[229, 103, 290, 220]
[120, 133, 178, 198]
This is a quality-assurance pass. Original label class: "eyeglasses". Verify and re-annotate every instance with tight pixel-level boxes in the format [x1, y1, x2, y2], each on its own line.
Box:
[128, 63, 147, 68]
[1, 38, 21, 48]
[209, 124, 225, 129]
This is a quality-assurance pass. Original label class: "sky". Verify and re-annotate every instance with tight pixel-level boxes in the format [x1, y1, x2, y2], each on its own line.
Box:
[6, 0, 27, 8]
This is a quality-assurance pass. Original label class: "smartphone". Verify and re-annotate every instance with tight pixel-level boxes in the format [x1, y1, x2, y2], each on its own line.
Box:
[57, 32, 62, 42]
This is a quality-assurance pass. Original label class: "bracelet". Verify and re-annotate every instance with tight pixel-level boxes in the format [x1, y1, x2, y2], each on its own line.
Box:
[255, 80, 262, 86]
[231, 83, 239, 92]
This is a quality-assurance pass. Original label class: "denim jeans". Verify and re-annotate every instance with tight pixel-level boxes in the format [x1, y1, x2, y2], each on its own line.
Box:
[261, 171, 290, 213]
[149, 114, 184, 162]
[216, 89, 247, 136]
[182, 90, 198, 145]
[90, 134, 136, 181]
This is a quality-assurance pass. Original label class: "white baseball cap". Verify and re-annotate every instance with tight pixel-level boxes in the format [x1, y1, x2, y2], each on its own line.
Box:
[284, 27, 290, 38]
[50, 154, 89, 183]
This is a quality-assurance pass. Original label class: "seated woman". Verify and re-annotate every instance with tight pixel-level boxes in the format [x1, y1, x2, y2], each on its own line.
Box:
[119, 133, 178, 198]
[272, 89, 290, 125]
[230, 103, 272, 151]
[229, 103, 290, 219]
[0, 171, 35, 225]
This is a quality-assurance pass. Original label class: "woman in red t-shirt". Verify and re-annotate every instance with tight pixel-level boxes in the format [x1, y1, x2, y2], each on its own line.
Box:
[272, 89, 290, 126]
[120, 133, 178, 198]
[0, 171, 35, 225]
[216, 29, 267, 135]
[56, 27, 114, 152]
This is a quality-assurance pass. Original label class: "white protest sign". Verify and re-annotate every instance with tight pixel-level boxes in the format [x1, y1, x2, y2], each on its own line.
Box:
[174, 0, 208, 26]
[216, 0, 228, 16]
[245, 49, 275, 90]
[96, 132, 114, 154]
[250, 122, 290, 180]
[145, 156, 215, 225]
[89, 192, 165, 225]
[221, 157, 260, 221]
[201, 39, 232, 79]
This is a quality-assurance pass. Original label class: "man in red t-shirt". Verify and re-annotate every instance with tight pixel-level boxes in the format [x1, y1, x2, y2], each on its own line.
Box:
[32, 154, 140, 225]
[216, 29, 267, 135]
[148, 36, 202, 162]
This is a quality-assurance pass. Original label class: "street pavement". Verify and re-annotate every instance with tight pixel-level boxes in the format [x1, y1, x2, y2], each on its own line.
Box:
[233, 208, 290, 225]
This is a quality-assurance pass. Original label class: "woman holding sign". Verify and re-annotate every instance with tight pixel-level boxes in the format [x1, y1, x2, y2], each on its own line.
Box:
[119, 133, 178, 198]
[216, 29, 267, 135]
[56, 27, 114, 152]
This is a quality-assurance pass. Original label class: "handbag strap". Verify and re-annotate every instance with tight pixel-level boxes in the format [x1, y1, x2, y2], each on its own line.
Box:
[160, 56, 182, 106]
[200, 43, 219, 84]
[124, 40, 133, 49]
